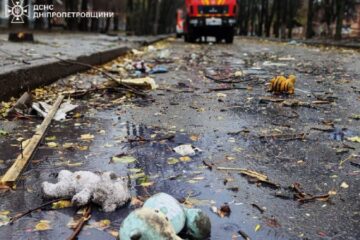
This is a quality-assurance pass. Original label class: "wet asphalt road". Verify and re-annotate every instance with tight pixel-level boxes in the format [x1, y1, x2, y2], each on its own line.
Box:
[0, 37, 359, 240]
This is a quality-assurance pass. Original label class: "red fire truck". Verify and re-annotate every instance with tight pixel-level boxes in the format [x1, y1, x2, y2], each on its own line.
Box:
[184, 0, 237, 43]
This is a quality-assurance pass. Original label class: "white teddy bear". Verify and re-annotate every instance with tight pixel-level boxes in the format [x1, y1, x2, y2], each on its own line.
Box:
[42, 170, 131, 212]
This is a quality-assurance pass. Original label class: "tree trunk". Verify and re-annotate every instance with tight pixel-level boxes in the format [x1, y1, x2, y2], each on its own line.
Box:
[265, 0, 274, 37]
[306, 0, 314, 39]
[257, 0, 266, 36]
[153, 0, 162, 35]
[280, 0, 287, 39]
[79, 0, 89, 31]
[273, 0, 281, 38]
[334, 0, 345, 40]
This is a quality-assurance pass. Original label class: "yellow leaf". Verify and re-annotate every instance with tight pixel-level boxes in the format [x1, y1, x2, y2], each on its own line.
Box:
[45, 136, 56, 141]
[167, 157, 179, 165]
[140, 182, 154, 187]
[47, 142, 58, 148]
[77, 145, 89, 151]
[0, 210, 10, 216]
[107, 229, 119, 238]
[63, 143, 74, 149]
[130, 172, 145, 179]
[35, 220, 51, 231]
[81, 134, 95, 141]
[347, 136, 360, 143]
[112, 155, 136, 164]
[180, 156, 191, 162]
[52, 200, 73, 209]
[255, 224, 261, 232]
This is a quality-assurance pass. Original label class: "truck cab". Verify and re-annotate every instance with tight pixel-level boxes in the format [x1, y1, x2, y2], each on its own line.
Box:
[184, 0, 237, 43]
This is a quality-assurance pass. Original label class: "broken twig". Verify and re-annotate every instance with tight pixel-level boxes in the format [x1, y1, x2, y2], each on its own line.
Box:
[67, 205, 92, 240]
[10, 198, 70, 224]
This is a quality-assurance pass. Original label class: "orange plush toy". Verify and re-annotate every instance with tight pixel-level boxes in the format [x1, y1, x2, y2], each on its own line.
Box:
[269, 75, 296, 94]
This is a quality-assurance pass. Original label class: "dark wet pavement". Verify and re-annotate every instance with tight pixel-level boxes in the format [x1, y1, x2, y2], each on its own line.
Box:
[0, 38, 359, 240]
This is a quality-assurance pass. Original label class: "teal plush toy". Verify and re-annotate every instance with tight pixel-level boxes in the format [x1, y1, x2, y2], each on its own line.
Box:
[120, 193, 211, 240]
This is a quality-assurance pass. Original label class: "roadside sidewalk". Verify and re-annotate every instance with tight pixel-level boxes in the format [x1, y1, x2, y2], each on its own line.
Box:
[0, 33, 170, 100]
[242, 36, 360, 50]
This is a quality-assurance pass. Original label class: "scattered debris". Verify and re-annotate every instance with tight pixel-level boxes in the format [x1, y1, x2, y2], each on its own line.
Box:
[217, 167, 279, 188]
[173, 144, 202, 156]
[211, 203, 231, 218]
[238, 229, 251, 240]
[67, 205, 91, 240]
[292, 183, 330, 203]
[251, 203, 265, 214]
[150, 66, 169, 74]
[113, 77, 158, 90]
[1, 95, 64, 187]
[7, 92, 32, 118]
[32, 100, 78, 121]
[10, 198, 70, 224]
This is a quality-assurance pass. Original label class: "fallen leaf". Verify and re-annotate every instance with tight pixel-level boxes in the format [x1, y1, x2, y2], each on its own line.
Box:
[35, 220, 51, 231]
[107, 229, 119, 238]
[47, 142, 58, 148]
[255, 224, 261, 232]
[77, 145, 89, 151]
[0, 130, 8, 136]
[346, 136, 360, 143]
[63, 142, 75, 149]
[111, 155, 136, 164]
[140, 182, 154, 187]
[350, 114, 360, 120]
[81, 134, 95, 141]
[340, 182, 349, 189]
[130, 172, 145, 179]
[167, 157, 179, 165]
[90, 219, 111, 230]
[45, 136, 56, 141]
[180, 156, 192, 162]
[52, 200, 72, 209]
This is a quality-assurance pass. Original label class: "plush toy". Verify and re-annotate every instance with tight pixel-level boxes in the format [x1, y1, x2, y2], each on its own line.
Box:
[42, 170, 131, 212]
[120, 193, 211, 240]
[269, 75, 297, 94]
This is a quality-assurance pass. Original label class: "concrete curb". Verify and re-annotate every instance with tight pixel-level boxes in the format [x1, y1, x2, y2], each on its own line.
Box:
[0, 34, 171, 101]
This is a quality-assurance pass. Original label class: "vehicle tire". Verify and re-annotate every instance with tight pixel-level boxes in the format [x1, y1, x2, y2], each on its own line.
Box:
[187, 33, 196, 43]
[225, 33, 234, 44]
[176, 33, 181, 39]
[184, 34, 189, 42]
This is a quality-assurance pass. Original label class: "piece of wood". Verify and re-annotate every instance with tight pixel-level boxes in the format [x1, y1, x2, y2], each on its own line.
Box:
[67, 205, 91, 240]
[1, 95, 64, 186]
[7, 92, 32, 117]
[114, 77, 158, 90]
